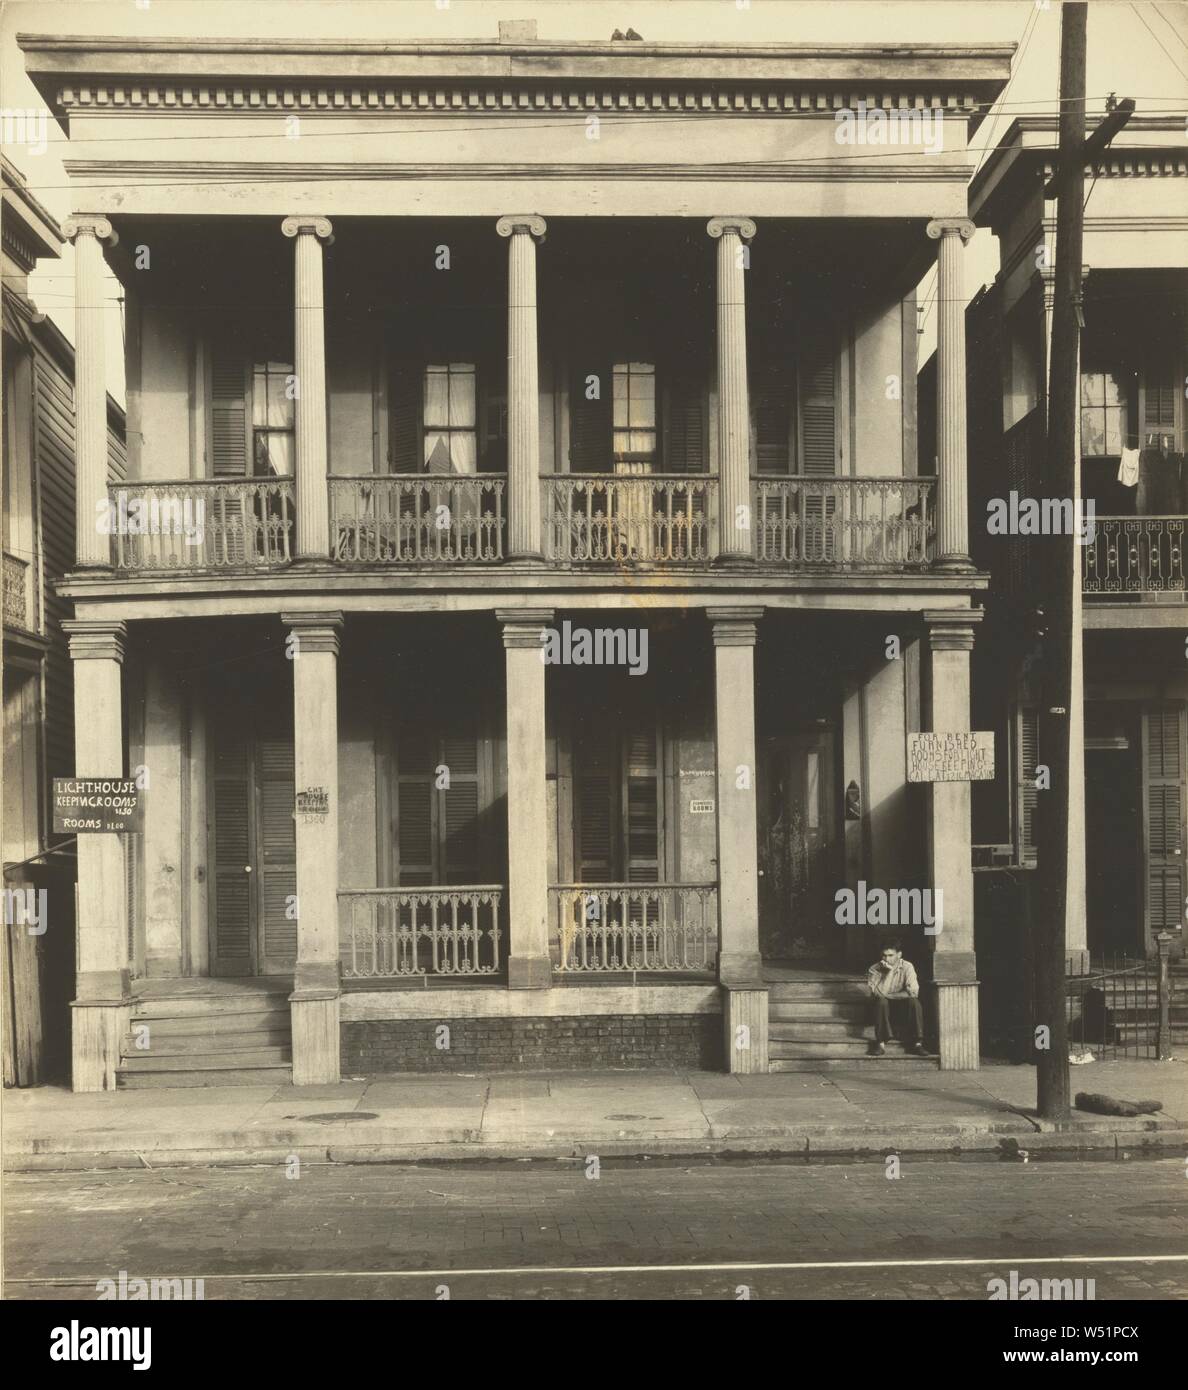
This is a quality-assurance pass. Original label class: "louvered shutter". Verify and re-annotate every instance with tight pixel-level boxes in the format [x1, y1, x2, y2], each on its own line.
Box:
[1019, 707, 1039, 864]
[569, 361, 613, 472]
[664, 372, 707, 473]
[798, 342, 838, 477]
[396, 727, 434, 885]
[624, 726, 660, 884]
[209, 350, 250, 477]
[211, 737, 253, 975]
[389, 359, 421, 473]
[1142, 366, 1176, 438]
[751, 361, 796, 475]
[1143, 704, 1186, 938]
[257, 738, 297, 974]
[440, 736, 480, 883]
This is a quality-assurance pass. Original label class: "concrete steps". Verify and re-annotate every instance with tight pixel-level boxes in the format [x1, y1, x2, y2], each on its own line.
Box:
[766, 975, 935, 1069]
[117, 983, 292, 1089]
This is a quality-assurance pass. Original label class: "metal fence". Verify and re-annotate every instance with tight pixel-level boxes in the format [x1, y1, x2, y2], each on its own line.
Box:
[1065, 937, 1177, 1061]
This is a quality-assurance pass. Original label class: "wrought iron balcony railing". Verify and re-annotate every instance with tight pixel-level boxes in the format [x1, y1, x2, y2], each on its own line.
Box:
[107, 480, 294, 570]
[543, 473, 717, 564]
[330, 475, 505, 564]
[753, 476, 935, 567]
[1082, 516, 1186, 598]
[338, 886, 504, 979]
[549, 883, 718, 973]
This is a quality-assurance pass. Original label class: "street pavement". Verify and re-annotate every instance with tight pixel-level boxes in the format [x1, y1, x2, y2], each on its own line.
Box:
[5, 1060, 1187, 1170]
[5, 1155, 1187, 1300]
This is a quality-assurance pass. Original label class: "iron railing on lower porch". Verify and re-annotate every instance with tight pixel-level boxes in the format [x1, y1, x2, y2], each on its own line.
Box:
[1082, 516, 1185, 597]
[753, 476, 935, 567]
[107, 480, 295, 570]
[1064, 939, 1178, 1061]
[549, 883, 718, 973]
[330, 475, 506, 564]
[339, 887, 504, 979]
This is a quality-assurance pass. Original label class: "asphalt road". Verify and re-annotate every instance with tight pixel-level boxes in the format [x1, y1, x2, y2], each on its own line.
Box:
[5, 1155, 1187, 1300]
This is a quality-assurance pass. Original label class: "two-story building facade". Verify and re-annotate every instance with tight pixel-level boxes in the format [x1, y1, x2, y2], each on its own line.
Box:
[18, 26, 1012, 1090]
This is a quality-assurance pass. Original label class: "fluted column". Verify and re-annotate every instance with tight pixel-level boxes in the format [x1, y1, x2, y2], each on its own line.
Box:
[63, 216, 118, 568]
[923, 609, 983, 1070]
[281, 216, 333, 562]
[707, 217, 757, 564]
[283, 611, 343, 1084]
[926, 218, 976, 571]
[496, 215, 547, 561]
[63, 619, 128, 1090]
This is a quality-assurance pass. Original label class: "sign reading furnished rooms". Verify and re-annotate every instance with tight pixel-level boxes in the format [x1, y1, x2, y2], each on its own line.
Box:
[906, 732, 996, 783]
[52, 778, 144, 833]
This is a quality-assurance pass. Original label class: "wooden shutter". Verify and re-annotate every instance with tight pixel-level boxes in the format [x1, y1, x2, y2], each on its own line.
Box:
[396, 727, 434, 885]
[1143, 704, 1186, 939]
[389, 359, 421, 473]
[623, 726, 660, 883]
[257, 738, 297, 974]
[1018, 707, 1039, 864]
[569, 360, 612, 472]
[751, 361, 796, 475]
[440, 736, 480, 883]
[798, 341, 838, 477]
[210, 737, 253, 975]
[664, 371, 707, 473]
[209, 349, 250, 478]
[1141, 365, 1176, 438]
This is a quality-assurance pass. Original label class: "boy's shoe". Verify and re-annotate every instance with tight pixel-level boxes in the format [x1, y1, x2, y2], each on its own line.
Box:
[869, 1042, 886, 1057]
[911, 1042, 930, 1057]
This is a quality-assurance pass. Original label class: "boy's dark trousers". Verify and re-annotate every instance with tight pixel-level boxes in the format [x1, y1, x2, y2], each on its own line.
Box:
[874, 994, 924, 1044]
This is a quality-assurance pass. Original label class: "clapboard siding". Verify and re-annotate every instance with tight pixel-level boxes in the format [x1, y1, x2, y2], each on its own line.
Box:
[31, 332, 126, 837]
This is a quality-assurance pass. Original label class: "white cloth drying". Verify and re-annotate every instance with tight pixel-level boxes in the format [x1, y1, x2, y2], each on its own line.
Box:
[1117, 446, 1140, 487]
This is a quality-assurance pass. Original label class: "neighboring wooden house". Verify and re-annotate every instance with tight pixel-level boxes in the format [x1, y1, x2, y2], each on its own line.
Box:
[2, 155, 125, 1085]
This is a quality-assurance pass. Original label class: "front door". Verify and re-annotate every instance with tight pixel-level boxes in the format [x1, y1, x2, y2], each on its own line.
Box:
[758, 728, 839, 962]
[208, 720, 297, 977]
[1142, 702, 1187, 954]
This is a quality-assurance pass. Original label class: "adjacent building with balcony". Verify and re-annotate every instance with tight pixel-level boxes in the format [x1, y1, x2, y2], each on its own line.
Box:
[955, 115, 1186, 1050]
[2, 156, 126, 1084]
[17, 26, 1013, 1090]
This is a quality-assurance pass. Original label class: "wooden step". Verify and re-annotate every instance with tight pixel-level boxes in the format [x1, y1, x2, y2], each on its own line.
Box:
[769, 1020, 871, 1040]
[767, 981, 868, 1002]
[119, 1046, 291, 1072]
[770, 1037, 889, 1058]
[117, 1064, 291, 1089]
[121, 1028, 291, 1057]
[131, 994, 291, 1020]
[769, 999, 869, 1022]
[770, 1056, 936, 1073]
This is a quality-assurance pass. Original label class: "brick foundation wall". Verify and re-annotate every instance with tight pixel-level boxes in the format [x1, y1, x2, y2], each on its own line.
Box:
[342, 1014, 723, 1073]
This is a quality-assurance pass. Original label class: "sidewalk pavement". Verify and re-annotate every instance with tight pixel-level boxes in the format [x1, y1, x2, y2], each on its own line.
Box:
[4, 1060, 1186, 1172]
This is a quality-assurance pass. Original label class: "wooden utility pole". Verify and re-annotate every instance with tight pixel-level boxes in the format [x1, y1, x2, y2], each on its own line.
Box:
[1034, 0, 1087, 1125]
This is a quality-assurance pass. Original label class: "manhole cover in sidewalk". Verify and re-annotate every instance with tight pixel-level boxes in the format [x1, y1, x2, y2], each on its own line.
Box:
[283, 1112, 380, 1124]
[605, 1114, 663, 1121]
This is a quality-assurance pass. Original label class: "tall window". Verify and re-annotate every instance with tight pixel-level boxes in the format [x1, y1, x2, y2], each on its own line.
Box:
[1080, 370, 1127, 457]
[612, 361, 657, 465]
[423, 363, 477, 474]
[251, 361, 295, 476]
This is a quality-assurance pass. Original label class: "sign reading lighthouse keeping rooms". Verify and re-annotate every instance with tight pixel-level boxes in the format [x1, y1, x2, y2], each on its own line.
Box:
[52, 779, 144, 833]
[906, 732, 995, 783]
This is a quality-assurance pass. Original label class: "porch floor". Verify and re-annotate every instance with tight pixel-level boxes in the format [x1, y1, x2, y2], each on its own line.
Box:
[131, 976, 293, 999]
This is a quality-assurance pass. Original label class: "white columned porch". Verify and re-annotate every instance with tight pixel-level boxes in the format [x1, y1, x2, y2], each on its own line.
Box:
[710, 606, 768, 1073]
[63, 215, 117, 569]
[926, 217, 976, 572]
[923, 609, 983, 1071]
[707, 217, 757, 565]
[498, 608, 552, 988]
[283, 611, 343, 1084]
[63, 619, 129, 1091]
[496, 215, 547, 562]
[281, 216, 333, 563]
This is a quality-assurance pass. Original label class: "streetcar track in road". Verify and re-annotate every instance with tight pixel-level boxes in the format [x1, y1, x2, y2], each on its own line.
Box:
[9, 1252, 1188, 1288]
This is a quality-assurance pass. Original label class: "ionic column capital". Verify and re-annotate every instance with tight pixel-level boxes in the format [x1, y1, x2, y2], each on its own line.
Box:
[63, 619, 126, 663]
[63, 215, 118, 248]
[282, 610, 343, 655]
[496, 214, 547, 243]
[710, 606, 764, 647]
[923, 608, 983, 652]
[926, 217, 976, 245]
[707, 216, 757, 243]
[282, 215, 334, 245]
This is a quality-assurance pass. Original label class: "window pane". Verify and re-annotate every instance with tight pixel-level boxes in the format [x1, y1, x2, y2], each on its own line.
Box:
[1081, 408, 1104, 456]
[450, 431, 477, 474]
[266, 372, 293, 429]
[1104, 407, 1123, 455]
[424, 431, 452, 474]
[448, 367, 476, 428]
[258, 431, 293, 476]
[1080, 373, 1104, 406]
[424, 368, 449, 428]
[252, 368, 268, 426]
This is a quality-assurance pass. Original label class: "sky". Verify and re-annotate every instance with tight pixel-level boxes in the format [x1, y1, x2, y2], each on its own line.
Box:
[2, 0, 1186, 402]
